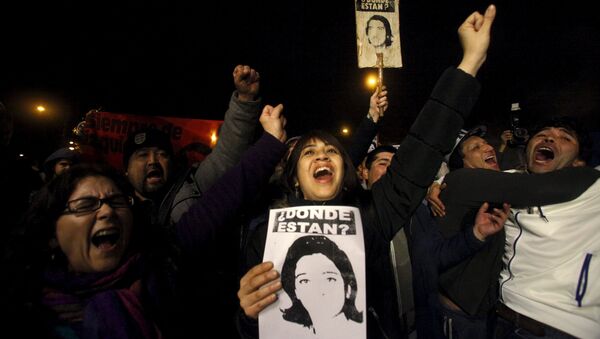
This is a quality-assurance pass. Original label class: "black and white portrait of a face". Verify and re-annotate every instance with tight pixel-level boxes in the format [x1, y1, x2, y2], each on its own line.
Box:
[280, 235, 363, 336]
[260, 205, 366, 339]
[366, 15, 393, 49]
[355, 4, 402, 68]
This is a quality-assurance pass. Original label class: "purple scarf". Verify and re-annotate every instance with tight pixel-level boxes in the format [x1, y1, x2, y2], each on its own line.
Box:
[41, 253, 162, 339]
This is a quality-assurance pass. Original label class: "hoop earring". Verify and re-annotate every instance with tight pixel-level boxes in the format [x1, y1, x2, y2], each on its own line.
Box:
[48, 238, 60, 263]
[49, 247, 63, 263]
[294, 182, 301, 199]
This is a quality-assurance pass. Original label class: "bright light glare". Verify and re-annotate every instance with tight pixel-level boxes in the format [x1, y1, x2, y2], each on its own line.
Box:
[36, 105, 46, 112]
[210, 131, 218, 144]
[366, 75, 377, 88]
[342, 127, 349, 135]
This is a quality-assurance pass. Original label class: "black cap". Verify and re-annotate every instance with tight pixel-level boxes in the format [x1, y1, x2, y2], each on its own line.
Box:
[43, 147, 80, 173]
[365, 145, 398, 169]
[122, 128, 173, 168]
[448, 125, 487, 171]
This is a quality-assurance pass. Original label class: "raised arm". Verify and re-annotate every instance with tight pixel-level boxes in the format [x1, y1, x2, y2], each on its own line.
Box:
[371, 5, 496, 241]
[175, 104, 287, 254]
[193, 65, 263, 193]
[457, 4, 496, 77]
[347, 86, 388, 167]
[372, 69, 482, 240]
[443, 166, 600, 209]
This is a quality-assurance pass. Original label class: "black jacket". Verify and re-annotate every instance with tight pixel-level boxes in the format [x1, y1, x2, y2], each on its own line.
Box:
[236, 67, 482, 339]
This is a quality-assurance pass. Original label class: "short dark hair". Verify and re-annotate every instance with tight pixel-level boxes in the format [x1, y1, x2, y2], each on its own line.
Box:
[365, 15, 393, 47]
[365, 145, 397, 169]
[529, 116, 593, 163]
[21, 163, 135, 268]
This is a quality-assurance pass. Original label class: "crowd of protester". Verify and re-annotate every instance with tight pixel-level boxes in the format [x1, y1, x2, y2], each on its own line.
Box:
[1, 4, 599, 339]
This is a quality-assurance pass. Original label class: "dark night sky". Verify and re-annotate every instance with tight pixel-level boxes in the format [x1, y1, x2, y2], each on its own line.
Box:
[2, 0, 600, 162]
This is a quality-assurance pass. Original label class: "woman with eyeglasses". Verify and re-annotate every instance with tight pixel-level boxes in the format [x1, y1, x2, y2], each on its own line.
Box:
[0, 104, 288, 338]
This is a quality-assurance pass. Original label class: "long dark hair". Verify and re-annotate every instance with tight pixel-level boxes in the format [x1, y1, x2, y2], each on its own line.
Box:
[366, 15, 393, 47]
[279, 130, 359, 204]
[280, 235, 363, 328]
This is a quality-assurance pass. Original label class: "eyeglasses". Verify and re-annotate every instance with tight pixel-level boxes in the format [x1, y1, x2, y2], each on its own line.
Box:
[63, 194, 134, 214]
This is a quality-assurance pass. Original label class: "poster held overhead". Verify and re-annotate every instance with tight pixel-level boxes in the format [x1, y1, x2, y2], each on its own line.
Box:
[355, 0, 402, 69]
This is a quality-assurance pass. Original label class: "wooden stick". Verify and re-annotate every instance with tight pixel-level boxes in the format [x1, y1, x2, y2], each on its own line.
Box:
[376, 52, 384, 116]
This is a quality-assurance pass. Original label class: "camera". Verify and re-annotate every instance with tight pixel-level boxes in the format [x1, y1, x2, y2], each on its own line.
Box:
[509, 103, 529, 146]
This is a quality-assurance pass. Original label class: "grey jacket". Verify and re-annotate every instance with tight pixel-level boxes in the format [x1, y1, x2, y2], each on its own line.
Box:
[166, 91, 261, 225]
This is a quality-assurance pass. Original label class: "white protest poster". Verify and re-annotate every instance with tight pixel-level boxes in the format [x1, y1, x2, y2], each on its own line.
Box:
[259, 205, 366, 339]
[355, 0, 402, 68]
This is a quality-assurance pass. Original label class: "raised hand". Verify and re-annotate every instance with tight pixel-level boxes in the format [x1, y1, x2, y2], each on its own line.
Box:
[238, 262, 282, 319]
[472, 202, 510, 241]
[457, 4, 496, 77]
[368, 86, 388, 123]
[260, 104, 287, 142]
[498, 129, 513, 152]
[233, 65, 260, 102]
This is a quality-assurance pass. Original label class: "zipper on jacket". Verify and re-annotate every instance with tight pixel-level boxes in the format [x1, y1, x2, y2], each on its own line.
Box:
[500, 211, 522, 300]
[537, 206, 549, 222]
[575, 253, 592, 307]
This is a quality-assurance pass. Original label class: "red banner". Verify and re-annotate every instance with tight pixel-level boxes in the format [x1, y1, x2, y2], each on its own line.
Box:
[83, 111, 223, 170]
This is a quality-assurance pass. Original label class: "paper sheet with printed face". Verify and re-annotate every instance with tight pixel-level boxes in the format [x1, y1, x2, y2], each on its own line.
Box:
[355, 0, 402, 68]
[259, 205, 366, 339]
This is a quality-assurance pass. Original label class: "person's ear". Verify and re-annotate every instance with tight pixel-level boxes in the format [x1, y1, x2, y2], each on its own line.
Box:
[573, 158, 586, 167]
[361, 167, 369, 180]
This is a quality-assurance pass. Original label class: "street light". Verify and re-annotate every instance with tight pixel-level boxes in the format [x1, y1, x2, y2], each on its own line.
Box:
[36, 105, 46, 113]
[365, 75, 377, 89]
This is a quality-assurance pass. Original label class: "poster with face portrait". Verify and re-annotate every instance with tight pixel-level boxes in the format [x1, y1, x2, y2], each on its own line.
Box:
[260, 205, 366, 339]
[355, 0, 402, 68]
